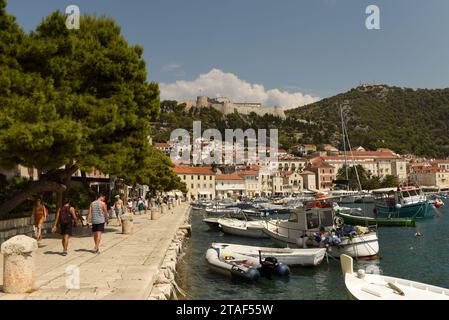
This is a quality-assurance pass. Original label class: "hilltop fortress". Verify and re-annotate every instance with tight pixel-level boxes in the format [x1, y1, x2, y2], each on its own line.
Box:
[183, 96, 286, 119]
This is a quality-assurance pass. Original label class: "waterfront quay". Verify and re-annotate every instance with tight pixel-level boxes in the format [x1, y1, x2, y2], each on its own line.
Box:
[0, 203, 191, 300]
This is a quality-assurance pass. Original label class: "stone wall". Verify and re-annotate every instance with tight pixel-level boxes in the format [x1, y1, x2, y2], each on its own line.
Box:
[0, 214, 56, 245]
[148, 206, 191, 300]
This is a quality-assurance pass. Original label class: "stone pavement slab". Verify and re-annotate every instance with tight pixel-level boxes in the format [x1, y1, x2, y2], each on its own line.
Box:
[0, 203, 190, 300]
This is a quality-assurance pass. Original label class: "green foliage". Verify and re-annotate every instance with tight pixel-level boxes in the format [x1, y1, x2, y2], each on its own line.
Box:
[0, 174, 33, 218]
[0, 4, 183, 196]
[337, 165, 399, 190]
[286, 85, 449, 157]
[66, 184, 92, 209]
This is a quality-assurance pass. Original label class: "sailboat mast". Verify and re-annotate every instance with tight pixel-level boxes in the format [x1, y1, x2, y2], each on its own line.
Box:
[340, 104, 349, 190]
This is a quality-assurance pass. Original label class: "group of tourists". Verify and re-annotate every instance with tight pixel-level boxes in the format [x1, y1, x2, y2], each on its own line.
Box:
[32, 194, 109, 256]
[31, 192, 179, 255]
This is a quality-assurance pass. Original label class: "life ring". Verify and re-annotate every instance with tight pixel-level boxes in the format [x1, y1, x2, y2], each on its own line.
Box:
[334, 216, 344, 227]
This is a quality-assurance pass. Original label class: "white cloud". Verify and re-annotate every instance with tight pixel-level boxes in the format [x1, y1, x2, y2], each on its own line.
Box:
[160, 69, 320, 109]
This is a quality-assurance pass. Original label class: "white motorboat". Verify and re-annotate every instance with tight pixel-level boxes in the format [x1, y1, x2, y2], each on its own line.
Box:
[218, 218, 268, 238]
[263, 202, 379, 258]
[341, 254, 449, 300]
[203, 217, 221, 230]
[211, 242, 326, 267]
[203, 210, 250, 230]
[205, 207, 240, 216]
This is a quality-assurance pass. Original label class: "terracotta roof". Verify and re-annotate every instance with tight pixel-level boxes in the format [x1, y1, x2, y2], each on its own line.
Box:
[413, 166, 448, 173]
[431, 160, 449, 164]
[155, 143, 170, 148]
[239, 170, 259, 176]
[173, 166, 215, 175]
[216, 173, 244, 181]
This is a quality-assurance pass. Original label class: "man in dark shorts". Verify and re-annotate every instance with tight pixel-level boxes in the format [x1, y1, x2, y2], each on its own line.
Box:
[87, 194, 109, 253]
[52, 198, 78, 256]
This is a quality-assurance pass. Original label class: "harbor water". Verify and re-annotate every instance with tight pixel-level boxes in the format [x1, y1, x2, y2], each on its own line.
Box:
[176, 202, 449, 299]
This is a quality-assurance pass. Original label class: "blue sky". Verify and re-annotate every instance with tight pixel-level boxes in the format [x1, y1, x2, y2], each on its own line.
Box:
[6, 0, 449, 107]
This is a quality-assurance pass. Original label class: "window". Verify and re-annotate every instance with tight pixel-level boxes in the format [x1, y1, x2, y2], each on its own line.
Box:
[197, 183, 200, 189]
[197, 175, 200, 180]
[203, 176, 206, 180]
[191, 184, 194, 189]
[203, 184, 206, 188]
[191, 175, 194, 180]
[210, 176, 212, 180]
[183, 175, 186, 180]
[210, 184, 213, 188]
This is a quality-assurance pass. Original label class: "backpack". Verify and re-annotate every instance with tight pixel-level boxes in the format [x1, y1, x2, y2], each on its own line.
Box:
[60, 206, 72, 225]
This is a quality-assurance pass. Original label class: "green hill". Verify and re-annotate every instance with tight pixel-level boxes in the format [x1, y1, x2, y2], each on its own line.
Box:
[153, 84, 449, 158]
[286, 84, 449, 157]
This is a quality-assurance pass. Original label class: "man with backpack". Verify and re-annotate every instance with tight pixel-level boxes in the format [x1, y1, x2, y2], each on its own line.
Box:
[52, 198, 78, 256]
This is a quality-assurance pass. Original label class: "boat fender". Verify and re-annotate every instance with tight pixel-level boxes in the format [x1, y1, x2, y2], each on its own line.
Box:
[275, 263, 290, 277]
[395, 204, 402, 209]
[334, 216, 344, 227]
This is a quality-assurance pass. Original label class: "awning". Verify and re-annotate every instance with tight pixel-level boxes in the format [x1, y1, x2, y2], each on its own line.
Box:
[166, 191, 175, 196]
[175, 191, 184, 196]
[198, 191, 211, 195]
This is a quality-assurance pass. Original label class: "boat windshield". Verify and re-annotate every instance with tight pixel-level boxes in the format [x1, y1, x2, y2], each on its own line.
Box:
[402, 189, 419, 197]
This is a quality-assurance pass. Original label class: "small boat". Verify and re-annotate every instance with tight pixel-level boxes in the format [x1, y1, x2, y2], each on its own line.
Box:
[241, 208, 274, 217]
[203, 210, 250, 230]
[263, 201, 379, 258]
[211, 243, 326, 267]
[340, 254, 449, 300]
[335, 208, 415, 227]
[373, 186, 434, 218]
[205, 207, 241, 216]
[203, 217, 221, 231]
[205, 247, 290, 282]
[218, 218, 268, 238]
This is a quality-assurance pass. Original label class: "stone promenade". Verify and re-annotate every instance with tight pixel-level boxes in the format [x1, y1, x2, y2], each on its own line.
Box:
[0, 203, 190, 300]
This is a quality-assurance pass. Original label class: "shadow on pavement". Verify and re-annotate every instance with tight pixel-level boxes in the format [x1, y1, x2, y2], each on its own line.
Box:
[43, 251, 64, 256]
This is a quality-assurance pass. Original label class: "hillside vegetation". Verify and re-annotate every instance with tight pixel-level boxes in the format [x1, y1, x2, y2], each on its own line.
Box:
[154, 85, 449, 158]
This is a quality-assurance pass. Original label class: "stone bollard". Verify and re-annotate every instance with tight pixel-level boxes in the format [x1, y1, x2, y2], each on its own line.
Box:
[168, 202, 172, 210]
[151, 208, 159, 220]
[121, 215, 134, 234]
[1, 235, 38, 294]
[161, 204, 167, 214]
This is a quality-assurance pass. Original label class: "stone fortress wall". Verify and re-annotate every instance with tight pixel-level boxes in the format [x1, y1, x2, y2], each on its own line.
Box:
[183, 96, 286, 119]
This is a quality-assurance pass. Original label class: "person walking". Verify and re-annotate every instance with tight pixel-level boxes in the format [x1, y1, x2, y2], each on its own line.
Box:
[52, 198, 77, 256]
[87, 194, 109, 254]
[137, 197, 145, 215]
[127, 198, 133, 213]
[113, 195, 124, 226]
[32, 198, 48, 242]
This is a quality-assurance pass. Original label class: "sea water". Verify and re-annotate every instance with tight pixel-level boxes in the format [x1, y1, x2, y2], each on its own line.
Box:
[176, 202, 449, 299]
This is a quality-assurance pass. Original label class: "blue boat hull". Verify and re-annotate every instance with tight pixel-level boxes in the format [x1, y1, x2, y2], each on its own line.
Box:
[375, 201, 434, 218]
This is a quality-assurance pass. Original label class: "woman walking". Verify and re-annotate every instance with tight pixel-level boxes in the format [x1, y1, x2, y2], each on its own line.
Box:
[87, 194, 109, 253]
[32, 198, 47, 242]
[52, 198, 77, 256]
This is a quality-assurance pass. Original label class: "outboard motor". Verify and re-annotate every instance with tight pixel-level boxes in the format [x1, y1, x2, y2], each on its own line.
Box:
[258, 251, 290, 279]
